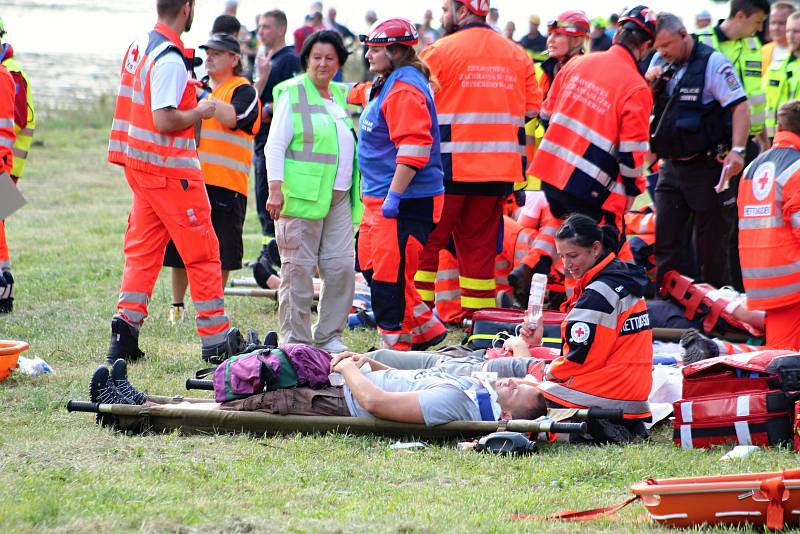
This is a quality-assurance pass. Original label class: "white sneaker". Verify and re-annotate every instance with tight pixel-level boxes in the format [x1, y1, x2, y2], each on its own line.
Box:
[169, 305, 186, 325]
[317, 337, 347, 353]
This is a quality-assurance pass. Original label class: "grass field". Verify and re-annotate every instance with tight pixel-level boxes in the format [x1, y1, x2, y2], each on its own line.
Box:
[0, 104, 796, 533]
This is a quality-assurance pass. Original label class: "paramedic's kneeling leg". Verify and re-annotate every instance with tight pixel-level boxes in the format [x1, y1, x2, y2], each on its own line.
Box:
[91, 355, 546, 426]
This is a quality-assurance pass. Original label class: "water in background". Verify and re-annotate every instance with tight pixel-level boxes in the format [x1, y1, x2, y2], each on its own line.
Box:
[5, 0, 729, 110]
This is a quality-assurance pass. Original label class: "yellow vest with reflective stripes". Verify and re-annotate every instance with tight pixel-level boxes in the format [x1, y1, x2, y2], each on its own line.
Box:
[1, 56, 35, 178]
[698, 32, 765, 136]
[765, 55, 800, 138]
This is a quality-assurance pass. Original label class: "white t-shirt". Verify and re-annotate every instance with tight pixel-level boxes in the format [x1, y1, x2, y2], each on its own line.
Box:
[520, 190, 548, 221]
[150, 52, 189, 111]
[769, 45, 791, 71]
[266, 90, 354, 191]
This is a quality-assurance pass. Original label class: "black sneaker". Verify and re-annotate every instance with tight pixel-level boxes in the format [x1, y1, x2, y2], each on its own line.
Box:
[110, 359, 147, 405]
[201, 327, 246, 364]
[263, 330, 278, 348]
[90, 365, 127, 427]
[0, 270, 13, 314]
[252, 256, 278, 289]
[107, 316, 145, 364]
[680, 328, 719, 365]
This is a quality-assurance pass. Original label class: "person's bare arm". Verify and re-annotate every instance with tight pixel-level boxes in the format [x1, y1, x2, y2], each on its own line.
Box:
[329, 352, 391, 371]
[212, 99, 237, 129]
[153, 100, 215, 133]
[333, 359, 424, 423]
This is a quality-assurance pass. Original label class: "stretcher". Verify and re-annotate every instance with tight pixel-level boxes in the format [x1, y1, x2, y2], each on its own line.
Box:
[631, 468, 800, 529]
[66, 395, 594, 440]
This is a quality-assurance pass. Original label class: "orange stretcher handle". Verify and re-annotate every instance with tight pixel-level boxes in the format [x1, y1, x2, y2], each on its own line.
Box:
[0, 340, 29, 355]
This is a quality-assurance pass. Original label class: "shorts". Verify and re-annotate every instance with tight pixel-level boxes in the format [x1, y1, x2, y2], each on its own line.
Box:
[164, 184, 247, 270]
[220, 386, 352, 416]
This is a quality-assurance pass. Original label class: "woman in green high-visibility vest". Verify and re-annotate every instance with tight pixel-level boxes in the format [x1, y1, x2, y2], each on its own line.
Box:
[265, 30, 362, 353]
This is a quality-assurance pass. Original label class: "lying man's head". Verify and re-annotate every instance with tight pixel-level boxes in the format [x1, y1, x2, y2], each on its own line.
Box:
[493, 378, 547, 420]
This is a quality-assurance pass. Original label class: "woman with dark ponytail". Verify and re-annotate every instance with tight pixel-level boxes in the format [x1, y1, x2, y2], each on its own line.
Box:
[537, 213, 654, 442]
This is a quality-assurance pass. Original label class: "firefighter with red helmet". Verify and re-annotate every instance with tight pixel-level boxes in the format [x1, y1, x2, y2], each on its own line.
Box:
[413, 0, 542, 324]
[349, 18, 446, 351]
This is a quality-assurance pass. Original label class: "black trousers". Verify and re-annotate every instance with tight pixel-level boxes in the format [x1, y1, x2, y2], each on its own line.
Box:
[654, 157, 737, 289]
[253, 136, 274, 239]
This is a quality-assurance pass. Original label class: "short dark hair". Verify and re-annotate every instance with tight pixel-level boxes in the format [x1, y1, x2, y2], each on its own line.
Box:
[730, 0, 771, 18]
[211, 14, 241, 36]
[556, 214, 620, 254]
[615, 26, 654, 49]
[262, 9, 287, 30]
[299, 30, 349, 71]
[157, 0, 191, 19]
[777, 100, 800, 135]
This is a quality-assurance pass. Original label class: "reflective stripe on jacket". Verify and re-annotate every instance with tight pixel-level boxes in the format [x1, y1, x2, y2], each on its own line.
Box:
[199, 76, 260, 196]
[541, 254, 653, 419]
[698, 30, 765, 135]
[419, 23, 542, 184]
[272, 74, 362, 221]
[529, 45, 652, 220]
[1, 53, 35, 178]
[738, 131, 800, 310]
[108, 23, 202, 180]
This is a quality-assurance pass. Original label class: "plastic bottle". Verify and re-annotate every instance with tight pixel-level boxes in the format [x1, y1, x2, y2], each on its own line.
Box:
[527, 273, 548, 324]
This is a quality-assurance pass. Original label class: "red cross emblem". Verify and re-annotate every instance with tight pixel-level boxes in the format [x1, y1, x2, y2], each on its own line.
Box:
[570, 322, 591, 343]
[752, 163, 775, 201]
[130, 45, 140, 63]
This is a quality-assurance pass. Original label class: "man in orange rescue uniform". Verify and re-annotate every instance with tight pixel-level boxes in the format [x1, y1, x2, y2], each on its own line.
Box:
[414, 0, 542, 325]
[519, 6, 656, 296]
[107, 0, 243, 364]
[0, 62, 15, 313]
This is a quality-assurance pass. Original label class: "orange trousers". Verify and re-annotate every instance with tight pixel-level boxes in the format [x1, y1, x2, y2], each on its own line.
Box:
[358, 197, 445, 351]
[716, 301, 800, 355]
[118, 168, 229, 349]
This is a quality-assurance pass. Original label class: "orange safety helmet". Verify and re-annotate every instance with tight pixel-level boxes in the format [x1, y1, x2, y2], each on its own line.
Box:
[360, 18, 419, 47]
[547, 11, 590, 37]
[618, 5, 657, 40]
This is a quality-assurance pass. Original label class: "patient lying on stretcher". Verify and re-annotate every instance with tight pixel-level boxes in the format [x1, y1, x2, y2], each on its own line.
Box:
[90, 352, 547, 429]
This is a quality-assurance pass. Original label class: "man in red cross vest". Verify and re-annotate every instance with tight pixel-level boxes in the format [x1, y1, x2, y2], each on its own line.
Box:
[106, 0, 244, 364]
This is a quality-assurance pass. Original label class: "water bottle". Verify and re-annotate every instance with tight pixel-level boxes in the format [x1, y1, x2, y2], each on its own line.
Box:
[527, 273, 548, 325]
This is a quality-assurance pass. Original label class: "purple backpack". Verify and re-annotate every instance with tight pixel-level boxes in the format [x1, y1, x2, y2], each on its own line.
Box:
[212, 345, 333, 403]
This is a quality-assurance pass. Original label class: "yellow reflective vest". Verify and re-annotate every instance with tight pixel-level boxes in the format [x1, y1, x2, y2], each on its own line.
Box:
[1, 55, 34, 178]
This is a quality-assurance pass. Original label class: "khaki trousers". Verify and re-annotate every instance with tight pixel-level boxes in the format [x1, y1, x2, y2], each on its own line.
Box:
[276, 192, 355, 345]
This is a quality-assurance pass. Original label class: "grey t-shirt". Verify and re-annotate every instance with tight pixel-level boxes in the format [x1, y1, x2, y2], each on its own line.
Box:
[343, 369, 482, 425]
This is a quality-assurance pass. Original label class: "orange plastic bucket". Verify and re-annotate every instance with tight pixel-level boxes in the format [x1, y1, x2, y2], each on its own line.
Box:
[0, 339, 29, 382]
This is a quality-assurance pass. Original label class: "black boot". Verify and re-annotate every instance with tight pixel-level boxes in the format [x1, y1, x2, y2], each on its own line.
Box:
[0, 270, 13, 314]
[110, 359, 147, 405]
[680, 328, 719, 365]
[201, 327, 246, 364]
[507, 264, 533, 308]
[89, 365, 133, 427]
[252, 256, 278, 289]
[107, 316, 145, 364]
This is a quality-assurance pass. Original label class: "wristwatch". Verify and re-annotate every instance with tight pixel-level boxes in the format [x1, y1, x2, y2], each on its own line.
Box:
[731, 146, 746, 156]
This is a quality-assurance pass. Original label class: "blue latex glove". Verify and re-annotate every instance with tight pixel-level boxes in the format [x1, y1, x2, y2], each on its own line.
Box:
[382, 190, 401, 218]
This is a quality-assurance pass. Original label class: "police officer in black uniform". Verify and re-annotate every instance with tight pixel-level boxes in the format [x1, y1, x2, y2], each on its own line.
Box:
[647, 13, 751, 289]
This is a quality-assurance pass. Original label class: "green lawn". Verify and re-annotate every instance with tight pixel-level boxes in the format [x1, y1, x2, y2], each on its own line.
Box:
[0, 105, 796, 533]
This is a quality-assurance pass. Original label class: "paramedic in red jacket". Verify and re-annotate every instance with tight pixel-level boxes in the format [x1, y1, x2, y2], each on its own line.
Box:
[530, 214, 653, 440]
[522, 6, 655, 294]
